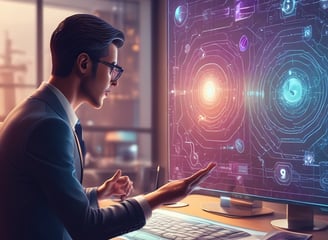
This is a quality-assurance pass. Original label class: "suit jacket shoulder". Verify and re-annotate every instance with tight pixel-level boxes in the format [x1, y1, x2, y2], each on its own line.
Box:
[0, 84, 146, 240]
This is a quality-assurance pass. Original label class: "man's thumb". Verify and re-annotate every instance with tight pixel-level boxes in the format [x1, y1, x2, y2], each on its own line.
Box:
[112, 169, 122, 181]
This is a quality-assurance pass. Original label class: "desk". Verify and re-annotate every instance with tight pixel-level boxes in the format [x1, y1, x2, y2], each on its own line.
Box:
[101, 194, 328, 240]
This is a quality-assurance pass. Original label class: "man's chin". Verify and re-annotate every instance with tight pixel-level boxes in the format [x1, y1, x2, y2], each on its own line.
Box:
[87, 99, 103, 109]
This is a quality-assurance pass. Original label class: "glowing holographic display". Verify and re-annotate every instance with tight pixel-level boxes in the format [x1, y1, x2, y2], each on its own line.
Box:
[168, 0, 328, 206]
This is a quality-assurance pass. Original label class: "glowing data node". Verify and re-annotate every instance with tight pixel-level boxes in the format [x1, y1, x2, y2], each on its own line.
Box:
[174, 5, 188, 26]
[282, 77, 303, 105]
[201, 79, 219, 104]
[281, 0, 296, 17]
[239, 35, 249, 52]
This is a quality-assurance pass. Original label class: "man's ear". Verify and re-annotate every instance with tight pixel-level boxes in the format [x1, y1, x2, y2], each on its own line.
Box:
[81, 61, 87, 69]
[77, 53, 90, 72]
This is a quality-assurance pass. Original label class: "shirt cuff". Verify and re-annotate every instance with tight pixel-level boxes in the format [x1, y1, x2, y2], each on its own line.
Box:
[134, 195, 152, 220]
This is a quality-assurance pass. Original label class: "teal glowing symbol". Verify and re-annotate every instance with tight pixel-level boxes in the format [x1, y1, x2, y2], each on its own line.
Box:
[282, 77, 303, 105]
[174, 5, 188, 26]
[281, 0, 296, 16]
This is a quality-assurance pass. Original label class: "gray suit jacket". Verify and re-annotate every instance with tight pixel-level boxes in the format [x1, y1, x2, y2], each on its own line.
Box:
[0, 84, 145, 240]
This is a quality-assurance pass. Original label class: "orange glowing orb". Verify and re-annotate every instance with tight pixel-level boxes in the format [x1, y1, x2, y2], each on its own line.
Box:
[201, 78, 219, 104]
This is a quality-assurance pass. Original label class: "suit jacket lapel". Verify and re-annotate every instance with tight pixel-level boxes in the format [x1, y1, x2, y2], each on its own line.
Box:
[73, 130, 84, 182]
[31, 84, 84, 182]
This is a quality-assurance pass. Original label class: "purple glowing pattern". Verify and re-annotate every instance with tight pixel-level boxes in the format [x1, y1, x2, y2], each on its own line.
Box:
[239, 34, 249, 52]
[235, 0, 256, 21]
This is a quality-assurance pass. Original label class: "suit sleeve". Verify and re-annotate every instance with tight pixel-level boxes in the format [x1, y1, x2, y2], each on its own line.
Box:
[85, 187, 99, 208]
[25, 118, 146, 240]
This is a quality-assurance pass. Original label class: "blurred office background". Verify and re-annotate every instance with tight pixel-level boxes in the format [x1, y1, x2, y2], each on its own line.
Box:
[0, 0, 167, 195]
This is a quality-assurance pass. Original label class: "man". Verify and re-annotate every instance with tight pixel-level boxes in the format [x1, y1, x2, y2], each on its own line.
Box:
[0, 14, 215, 240]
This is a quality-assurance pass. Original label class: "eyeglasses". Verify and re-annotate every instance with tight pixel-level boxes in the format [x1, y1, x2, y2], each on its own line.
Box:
[98, 60, 124, 83]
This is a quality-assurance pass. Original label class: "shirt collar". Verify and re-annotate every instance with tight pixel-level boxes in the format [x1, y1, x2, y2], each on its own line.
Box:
[44, 82, 78, 128]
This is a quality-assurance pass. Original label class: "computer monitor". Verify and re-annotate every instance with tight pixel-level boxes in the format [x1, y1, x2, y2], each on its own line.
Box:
[167, 0, 328, 231]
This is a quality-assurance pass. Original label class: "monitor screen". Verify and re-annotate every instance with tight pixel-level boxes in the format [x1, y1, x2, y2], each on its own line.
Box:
[168, 0, 328, 209]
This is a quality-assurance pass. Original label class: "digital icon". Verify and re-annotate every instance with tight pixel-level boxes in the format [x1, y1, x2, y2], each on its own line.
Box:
[274, 163, 292, 185]
[280, 168, 287, 180]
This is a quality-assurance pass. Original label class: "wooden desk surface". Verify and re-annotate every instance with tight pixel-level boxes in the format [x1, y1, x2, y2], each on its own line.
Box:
[162, 194, 328, 239]
[102, 194, 328, 240]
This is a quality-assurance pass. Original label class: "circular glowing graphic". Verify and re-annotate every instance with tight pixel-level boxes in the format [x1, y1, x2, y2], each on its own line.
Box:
[235, 138, 245, 153]
[274, 163, 293, 186]
[249, 24, 328, 160]
[174, 5, 188, 26]
[193, 63, 229, 117]
[172, 38, 246, 145]
[281, 76, 303, 105]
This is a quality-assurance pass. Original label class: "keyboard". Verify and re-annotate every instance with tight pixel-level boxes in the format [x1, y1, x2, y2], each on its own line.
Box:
[120, 209, 265, 240]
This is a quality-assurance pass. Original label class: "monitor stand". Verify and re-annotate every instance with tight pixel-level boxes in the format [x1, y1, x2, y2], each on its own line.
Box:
[202, 196, 273, 217]
[271, 204, 327, 231]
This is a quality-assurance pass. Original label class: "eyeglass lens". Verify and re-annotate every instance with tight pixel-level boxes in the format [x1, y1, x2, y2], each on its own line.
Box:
[98, 60, 123, 82]
[110, 67, 121, 82]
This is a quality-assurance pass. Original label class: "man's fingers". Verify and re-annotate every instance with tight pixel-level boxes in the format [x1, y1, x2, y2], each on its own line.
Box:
[187, 162, 216, 187]
[111, 169, 122, 181]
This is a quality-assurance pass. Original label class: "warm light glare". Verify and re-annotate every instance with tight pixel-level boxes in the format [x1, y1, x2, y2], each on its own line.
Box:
[131, 44, 140, 52]
[202, 79, 218, 103]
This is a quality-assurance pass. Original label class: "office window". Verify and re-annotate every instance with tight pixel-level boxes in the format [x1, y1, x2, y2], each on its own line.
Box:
[43, 6, 78, 81]
[73, 2, 153, 194]
[42, 1, 152, 194]
[1, 0, 153, 194]
[0, 0, 36, 119]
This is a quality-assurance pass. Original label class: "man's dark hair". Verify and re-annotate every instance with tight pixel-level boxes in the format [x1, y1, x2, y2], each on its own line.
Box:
[50, 14, 124, 77]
